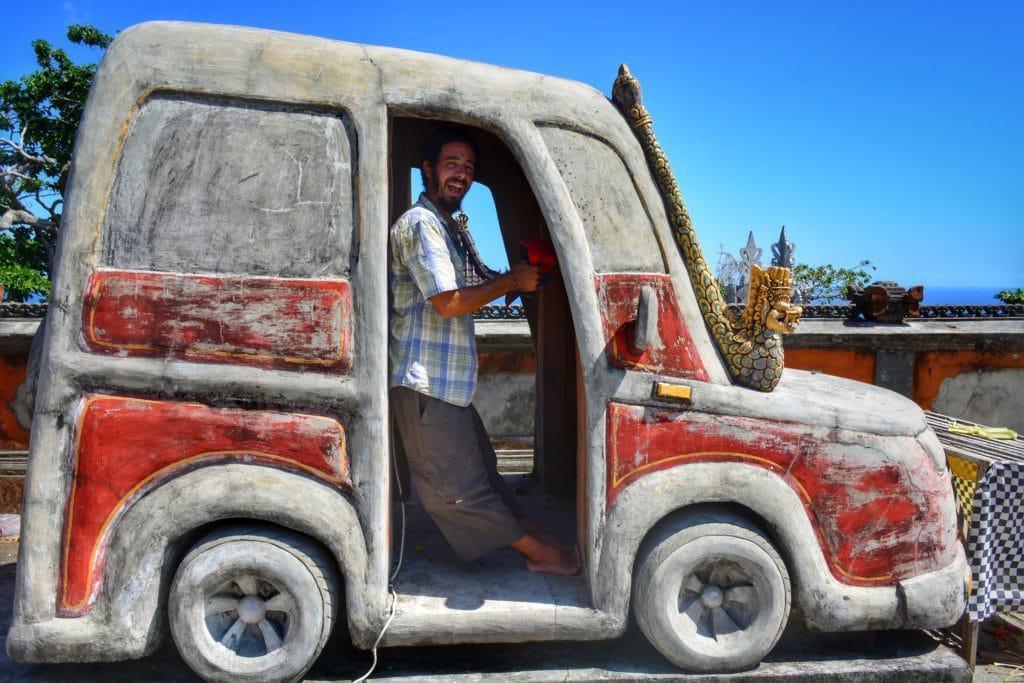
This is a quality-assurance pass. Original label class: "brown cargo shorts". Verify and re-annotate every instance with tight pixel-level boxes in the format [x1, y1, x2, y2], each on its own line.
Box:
[390, 387, 525, 561]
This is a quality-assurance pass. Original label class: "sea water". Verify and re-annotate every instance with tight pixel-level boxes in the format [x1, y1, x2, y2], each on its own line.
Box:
[921, 286, 1014, 305]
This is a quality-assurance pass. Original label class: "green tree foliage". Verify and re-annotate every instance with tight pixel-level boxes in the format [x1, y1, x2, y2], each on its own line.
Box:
[1, 25, 112, 301]
[995, 288, 1024, 305]
[792, 260, 875, 304]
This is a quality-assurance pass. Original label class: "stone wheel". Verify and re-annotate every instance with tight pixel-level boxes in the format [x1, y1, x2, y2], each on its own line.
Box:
[633, 513, 791, 672]
[169, 526, 337, 683]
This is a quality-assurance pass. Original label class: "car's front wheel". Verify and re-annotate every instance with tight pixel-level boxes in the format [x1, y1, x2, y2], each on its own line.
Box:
[169, 526, 337, 683]
[633, 511, 791, 672]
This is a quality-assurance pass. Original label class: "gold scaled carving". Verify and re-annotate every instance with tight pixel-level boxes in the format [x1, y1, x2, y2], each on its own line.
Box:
[611, 65, 803, 391]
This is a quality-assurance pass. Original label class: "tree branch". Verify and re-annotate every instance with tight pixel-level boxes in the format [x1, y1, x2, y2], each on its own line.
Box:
[40, 194, 61, 215]
[0, 179, 32, 212]
[1, 128, 59, 167]
[1, 207, 57, 231]
[5, 169, 39, 182]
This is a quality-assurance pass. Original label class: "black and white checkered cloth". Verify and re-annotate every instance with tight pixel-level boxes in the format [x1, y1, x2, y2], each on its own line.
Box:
[966, 460, 1024, 621]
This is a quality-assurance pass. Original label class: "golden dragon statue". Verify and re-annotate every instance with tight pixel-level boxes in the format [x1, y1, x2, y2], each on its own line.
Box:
[612, 65, 802, 391]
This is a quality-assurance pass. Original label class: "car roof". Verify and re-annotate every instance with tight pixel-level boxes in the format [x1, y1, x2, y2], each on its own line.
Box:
[98, 21, 624, 138]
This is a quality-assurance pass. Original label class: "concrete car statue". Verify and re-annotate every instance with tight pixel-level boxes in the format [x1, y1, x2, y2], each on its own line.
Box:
[8, 21, 966, 682]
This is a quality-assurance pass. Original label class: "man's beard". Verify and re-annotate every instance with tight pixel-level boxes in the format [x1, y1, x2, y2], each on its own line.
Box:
[432, 175, 463, 213]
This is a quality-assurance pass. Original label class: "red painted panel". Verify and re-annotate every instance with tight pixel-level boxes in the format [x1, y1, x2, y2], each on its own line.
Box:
[60, 395, 349, 615]
[83, 269, 352, 371]
[596, 274, 708, 380]
[606, 403, 959, 586]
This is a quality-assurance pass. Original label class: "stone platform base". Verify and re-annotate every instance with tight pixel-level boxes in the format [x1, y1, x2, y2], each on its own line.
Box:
[3, 624, 970, 681]
[344, 629, 970, 682]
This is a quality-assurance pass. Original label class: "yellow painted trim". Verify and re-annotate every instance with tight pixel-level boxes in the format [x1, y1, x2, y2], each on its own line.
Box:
[654, 382, 692, 402]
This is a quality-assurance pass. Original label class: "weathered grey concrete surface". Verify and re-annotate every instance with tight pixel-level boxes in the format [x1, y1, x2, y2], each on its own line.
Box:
[0, 320, 38, 345]
[934, 368, 1024, 433]
[473, 373, 535, 445]
[101, 94, 355, 278]
[354, 633, 973, 682]
[0, 630, 975, 682]
[1, 534, 1016, 681]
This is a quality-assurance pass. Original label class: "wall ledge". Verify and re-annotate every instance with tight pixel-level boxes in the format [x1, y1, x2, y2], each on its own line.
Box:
[785, 318, 1024, 352]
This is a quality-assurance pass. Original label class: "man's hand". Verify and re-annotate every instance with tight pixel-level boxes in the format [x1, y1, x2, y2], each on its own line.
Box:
[509, 260, 541, 292]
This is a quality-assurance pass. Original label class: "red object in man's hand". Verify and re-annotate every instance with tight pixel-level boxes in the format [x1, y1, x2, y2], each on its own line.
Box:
[521, 238, 557, 272]
[505, 238, 557, 305]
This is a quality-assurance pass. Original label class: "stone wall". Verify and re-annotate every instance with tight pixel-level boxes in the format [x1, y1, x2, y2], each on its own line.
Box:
[0, 319, 32, 451]
[784, 318, 1024, 432]
[0, 316, 34, 513]
[476, 321, 536, 449]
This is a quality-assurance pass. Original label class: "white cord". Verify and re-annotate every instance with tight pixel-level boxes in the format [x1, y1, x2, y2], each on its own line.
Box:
[352, 584, 398, 683]
[353, 441, 408, 682]
[390, 487, 406, 584]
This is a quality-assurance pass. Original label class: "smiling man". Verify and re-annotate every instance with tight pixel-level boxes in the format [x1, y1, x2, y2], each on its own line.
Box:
[389, 126, 579, 575]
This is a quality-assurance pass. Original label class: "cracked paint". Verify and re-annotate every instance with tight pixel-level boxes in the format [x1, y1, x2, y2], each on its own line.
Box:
[82, 269, 352, 370]
[595, 274, 708, 380]
[59, 394, 350, 615]
[606, 402, 959, 586]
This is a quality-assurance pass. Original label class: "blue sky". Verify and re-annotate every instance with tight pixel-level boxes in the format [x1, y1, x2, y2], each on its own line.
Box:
[5, 0, 1022, 291]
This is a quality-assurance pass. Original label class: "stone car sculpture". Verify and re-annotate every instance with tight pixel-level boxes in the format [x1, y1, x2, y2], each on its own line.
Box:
[8, 21, 967, 682]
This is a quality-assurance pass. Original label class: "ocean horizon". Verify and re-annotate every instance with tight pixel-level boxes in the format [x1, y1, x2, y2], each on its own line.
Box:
[921, 286, 1016, 305]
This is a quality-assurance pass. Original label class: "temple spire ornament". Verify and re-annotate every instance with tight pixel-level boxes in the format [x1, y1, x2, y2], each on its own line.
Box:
[740, 231, 763, 273]
[771, 225, 796, 270]
[736, 231, 762, 304]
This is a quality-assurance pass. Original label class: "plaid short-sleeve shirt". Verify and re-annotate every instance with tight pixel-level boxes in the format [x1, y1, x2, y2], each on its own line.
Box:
[389, 194, 477, 406]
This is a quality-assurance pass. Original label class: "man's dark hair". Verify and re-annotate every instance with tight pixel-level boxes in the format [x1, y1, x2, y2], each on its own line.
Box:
[419, 126, 480, 189]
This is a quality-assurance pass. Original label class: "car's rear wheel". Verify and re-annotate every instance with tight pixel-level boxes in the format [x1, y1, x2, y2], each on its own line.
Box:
[169, 526, 337, 683]
[633, 512, 791, 672]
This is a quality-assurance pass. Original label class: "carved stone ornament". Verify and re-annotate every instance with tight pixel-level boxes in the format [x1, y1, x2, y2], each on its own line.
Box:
[611, 65, 802, 391]
[847, 281, 924, 323]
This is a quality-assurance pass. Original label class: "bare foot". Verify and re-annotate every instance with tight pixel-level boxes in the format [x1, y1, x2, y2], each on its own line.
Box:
[526, 545, 582, 576]
[520, 517, 572, 552]
[511, 533, 581, 576]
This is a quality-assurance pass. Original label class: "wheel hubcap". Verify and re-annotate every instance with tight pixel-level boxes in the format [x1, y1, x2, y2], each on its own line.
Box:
[204, 574, 292, 656]
[678, 563, 759, 639]
[237, 595, 266, 624]
[700, 585, 724, 609]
